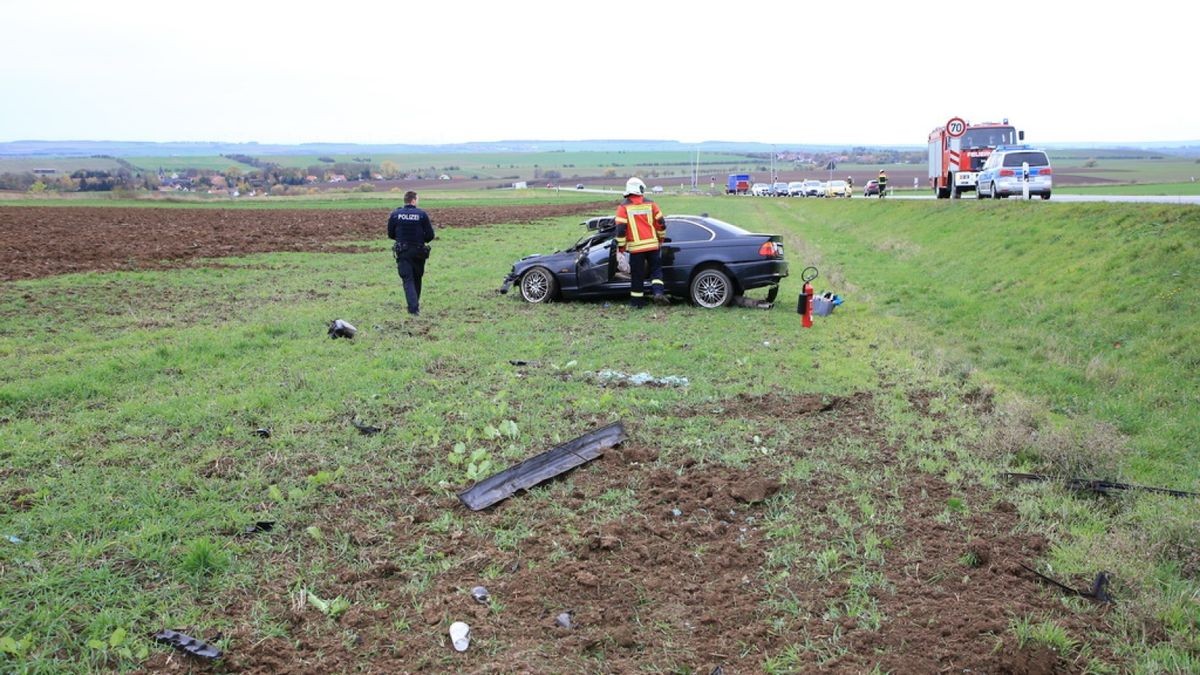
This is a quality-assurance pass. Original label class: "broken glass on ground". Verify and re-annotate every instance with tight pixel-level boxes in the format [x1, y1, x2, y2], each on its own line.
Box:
[588, 369, 689, 387]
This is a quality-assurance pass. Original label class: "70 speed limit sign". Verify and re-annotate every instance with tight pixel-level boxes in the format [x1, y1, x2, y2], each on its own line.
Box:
[946, 117, 966, 137]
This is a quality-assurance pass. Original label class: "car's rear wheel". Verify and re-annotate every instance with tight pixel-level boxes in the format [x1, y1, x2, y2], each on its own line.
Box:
[1040, 192, 1051, 200]
[519, 267, 557, 303]
[690, 267, 733, 308]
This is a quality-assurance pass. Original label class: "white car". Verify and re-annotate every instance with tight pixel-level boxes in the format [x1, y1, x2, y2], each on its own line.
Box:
[802, 180, 824, 197]
[976, 147, 1052, 199]
[787, 181, 806, 196]
[651, 185, 664, 194]
[750, 182, 771, 196]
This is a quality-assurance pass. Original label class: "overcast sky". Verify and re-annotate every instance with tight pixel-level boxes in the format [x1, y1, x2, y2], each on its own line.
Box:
[2, 1, 1195, 147]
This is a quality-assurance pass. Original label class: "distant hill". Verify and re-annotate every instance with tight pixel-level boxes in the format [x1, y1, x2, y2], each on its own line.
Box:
[1, 138, 1197, 158]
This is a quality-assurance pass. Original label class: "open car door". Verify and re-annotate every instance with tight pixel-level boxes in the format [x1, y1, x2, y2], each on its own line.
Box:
[575, 237, 618, 290]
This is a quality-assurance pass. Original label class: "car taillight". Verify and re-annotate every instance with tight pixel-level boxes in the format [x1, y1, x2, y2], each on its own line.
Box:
[999, 169, 1014, 177]
[1039, 167, 1052, 175]
[759, 242, 782, 258]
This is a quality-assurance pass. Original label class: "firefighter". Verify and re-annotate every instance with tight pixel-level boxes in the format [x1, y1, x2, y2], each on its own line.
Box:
[614, 177, 667, 308]
[877, 170, 888, 199]
[387, 191, 436, 316]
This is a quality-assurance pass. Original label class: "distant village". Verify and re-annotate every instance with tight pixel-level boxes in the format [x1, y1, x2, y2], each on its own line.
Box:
[1, 148, 922, 195]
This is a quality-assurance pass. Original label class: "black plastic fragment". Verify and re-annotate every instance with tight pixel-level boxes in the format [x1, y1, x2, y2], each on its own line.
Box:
[351, 418, 382, 435]
[1020, 563, 1115, 604]
[153, 629, 222, 660]
[457, 422, 627, 511]
[242, 521, 275, 535]
[253, 428, 271, 438]
[1002, 472, 1199, 498]
[509, 360, 528, 366]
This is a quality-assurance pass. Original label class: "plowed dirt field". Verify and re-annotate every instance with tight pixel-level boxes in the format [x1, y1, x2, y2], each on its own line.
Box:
[0, 203, 611, 281]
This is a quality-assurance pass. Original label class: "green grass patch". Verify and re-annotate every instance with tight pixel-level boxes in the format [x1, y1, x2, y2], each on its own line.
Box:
[2, 194, 1197, 671]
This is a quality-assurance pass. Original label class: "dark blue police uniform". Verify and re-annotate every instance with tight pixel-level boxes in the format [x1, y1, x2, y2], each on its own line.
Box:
[387, 204, 436, 315]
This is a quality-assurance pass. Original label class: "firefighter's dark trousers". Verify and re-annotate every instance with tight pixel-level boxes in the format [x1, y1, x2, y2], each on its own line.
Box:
[629, 249, 665, 308]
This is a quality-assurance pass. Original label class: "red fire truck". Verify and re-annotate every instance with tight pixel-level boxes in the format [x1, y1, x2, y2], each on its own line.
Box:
[928, 117, 1024, 198]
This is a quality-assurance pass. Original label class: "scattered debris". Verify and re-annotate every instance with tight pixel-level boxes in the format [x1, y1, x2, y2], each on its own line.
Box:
[152, 629, 222, 661]
[671, 508, 683, 517]
[241, 521, 275, 536]
[1020, 563, 1115, 604]
[327, 319, 357, 339]
[306, 590, 351, 619]
[253, 428, 271, 438]
[6, 534, 23, 545]
[1002, 472, 1199, 498]
[449, 621, 471, 652]
[458, 422, 628, 511]
[589, 369, 689, 387]
[350, 417, 382, 435]
[733, 296, 774, 310]
[555, 612, 573, 629]
[508, 359, 534, 366]
[471, 586, 490, 604]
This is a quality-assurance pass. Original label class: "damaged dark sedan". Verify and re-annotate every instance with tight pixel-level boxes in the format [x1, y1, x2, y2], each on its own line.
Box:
[499, 214, 788, 308]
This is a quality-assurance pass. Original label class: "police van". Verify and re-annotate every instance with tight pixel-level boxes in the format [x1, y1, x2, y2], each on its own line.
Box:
[975, 146, 1052, 200]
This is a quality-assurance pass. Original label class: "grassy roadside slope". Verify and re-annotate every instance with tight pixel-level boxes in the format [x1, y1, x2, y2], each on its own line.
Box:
[1, 196, 1197, 671]
[761, 199, 1198, 485]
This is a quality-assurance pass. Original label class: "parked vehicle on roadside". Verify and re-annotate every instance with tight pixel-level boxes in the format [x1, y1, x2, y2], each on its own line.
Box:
[862, 179, 880, 197]
[975, 146, 1052, 199]
[750, 182, 771, 196]
[929, 117, 1024, 198]
[825, 180, 851, 198]
[726, 173, 752, 194]
[802, 180, 824, 197]
[772, 181, 790, 197]
[499, 215, 789, 308]
[787, 181, 806, 196]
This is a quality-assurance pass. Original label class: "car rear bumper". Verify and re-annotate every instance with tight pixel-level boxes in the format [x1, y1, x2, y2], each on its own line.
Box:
[727, 259, 789, 290]
[994, 176, 1052, 195]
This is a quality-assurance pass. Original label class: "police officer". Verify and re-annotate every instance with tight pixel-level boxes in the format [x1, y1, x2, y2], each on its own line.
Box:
[387, 191, 436, 316]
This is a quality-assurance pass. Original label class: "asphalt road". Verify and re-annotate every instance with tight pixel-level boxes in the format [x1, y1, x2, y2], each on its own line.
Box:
[556, 188, 1200, 204]
[888, 193, 1200, 204]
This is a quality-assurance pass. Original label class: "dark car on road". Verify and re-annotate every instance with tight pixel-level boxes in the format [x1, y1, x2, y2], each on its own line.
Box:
[862, 179, 880, 197]
[499, 215, 788, 308]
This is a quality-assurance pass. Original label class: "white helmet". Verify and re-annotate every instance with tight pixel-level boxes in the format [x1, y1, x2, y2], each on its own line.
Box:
[624, 177, 646, 196]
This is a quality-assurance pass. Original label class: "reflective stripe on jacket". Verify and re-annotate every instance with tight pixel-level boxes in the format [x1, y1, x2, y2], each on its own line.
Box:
[614, 196, 665, 254]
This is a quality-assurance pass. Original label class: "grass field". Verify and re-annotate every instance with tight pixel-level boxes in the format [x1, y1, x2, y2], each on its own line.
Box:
[0, 158, 125, 174]
[1, 195, 1198, 672]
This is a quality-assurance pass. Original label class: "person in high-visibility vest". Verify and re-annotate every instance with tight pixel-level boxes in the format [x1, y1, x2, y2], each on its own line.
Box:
[877, 170, 888, 199]
[615, 177, 668, 308]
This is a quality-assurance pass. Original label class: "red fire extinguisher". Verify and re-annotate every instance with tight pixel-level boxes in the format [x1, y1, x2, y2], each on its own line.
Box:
[797, 266, 818, 328]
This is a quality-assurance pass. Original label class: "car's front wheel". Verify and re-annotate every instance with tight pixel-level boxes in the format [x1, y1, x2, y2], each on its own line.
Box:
[991, 182, 1002, 199]
[519, 267, 558, 303]
[690, 267, 734, 308]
